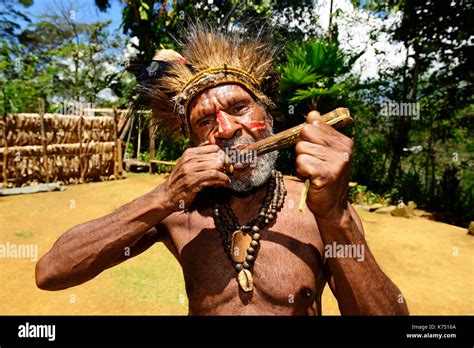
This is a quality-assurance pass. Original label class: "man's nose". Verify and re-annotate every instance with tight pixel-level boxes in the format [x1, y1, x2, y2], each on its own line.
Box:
[214, 108, 243, 140]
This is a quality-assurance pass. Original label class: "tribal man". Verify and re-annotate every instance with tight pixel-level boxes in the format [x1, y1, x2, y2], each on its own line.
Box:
[36, 23, 409, 316]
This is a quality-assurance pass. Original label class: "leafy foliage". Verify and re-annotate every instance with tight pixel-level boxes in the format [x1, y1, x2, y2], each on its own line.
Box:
[0, 4, 133, 115]
[1, 0, 472, 227]
[279, 38, 363, 107]
[274, 37, 363, 175]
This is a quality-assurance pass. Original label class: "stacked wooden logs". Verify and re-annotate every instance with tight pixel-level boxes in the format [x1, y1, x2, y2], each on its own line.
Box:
[0, 113, 121, 187]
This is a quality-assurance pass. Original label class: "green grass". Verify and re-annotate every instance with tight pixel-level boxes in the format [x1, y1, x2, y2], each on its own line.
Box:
[14, 230, 34, 238]
[97, 243, 188, 313]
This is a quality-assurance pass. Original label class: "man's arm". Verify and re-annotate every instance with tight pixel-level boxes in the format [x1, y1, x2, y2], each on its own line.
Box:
[35, 186, 173, 290]
[296, 111, 408, 315]
[320, 204, 408, 315]
[36, 145, 231, 291]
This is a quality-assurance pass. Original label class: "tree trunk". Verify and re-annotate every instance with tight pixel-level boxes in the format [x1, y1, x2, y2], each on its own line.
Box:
[387, 45, 418, 185]
[137, 115, 141, 160]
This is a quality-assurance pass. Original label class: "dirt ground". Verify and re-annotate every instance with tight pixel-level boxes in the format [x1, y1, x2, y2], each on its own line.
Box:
[1, 173, 472, 315]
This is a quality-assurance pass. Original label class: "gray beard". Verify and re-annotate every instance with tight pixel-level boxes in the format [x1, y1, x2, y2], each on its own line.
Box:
[229, 151, 278, 192]
[222, 125, 278, 193]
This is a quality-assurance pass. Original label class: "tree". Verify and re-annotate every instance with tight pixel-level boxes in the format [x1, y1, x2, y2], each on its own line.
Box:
[279, 38, 363, 111]
[0, 0, 32, 41]
[0, 0, 33, 114]
[1, 1, 134, 113]
[353, 0, 473, 224]
[274, 36, 364, 174]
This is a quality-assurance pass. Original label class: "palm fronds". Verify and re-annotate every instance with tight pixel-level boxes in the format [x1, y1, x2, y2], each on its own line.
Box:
[279, 38, 363, 106]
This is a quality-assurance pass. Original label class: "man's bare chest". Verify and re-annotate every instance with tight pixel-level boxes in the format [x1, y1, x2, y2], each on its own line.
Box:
[163, 210, 326, 314]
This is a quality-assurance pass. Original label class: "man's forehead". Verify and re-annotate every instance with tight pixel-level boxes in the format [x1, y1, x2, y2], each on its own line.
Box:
[190, 85, 253, 113]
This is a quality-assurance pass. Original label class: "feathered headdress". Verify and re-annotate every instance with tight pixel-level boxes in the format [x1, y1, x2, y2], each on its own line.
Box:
[134, 22, 279, 137]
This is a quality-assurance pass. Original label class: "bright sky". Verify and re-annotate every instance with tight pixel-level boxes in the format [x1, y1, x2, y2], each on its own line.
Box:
[15, 0, 125, 36]
[272, 0, 410, 81]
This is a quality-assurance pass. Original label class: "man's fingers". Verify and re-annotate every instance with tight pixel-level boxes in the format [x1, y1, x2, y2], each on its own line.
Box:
[191, 159, 227, 172]
[198, 170, 231, 188]
[226, 162, 234, 174]
[295, 141, 329, 161]
[194, 151, 226, 163]
[296, 153, 319, 179]
[306, 110, 321, 123]
[217, 149, 234, 174]
[299, 121, 349, 154]
[299, 122, 331, 146]
[177, 145, 220, 166]
[296, 154, 332, 189]
[211, 150, 234, 174]
[304, 110, 342, 141]
[178, 147, 235, 176]
[194, 149, 231, 166]
[186, 144, 221, 155]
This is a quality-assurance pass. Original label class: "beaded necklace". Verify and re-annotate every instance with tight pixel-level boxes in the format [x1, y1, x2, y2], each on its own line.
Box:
[213, 170, 286, 292]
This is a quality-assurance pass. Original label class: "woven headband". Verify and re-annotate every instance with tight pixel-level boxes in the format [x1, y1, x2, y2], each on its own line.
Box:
[174, 65, 274, 136]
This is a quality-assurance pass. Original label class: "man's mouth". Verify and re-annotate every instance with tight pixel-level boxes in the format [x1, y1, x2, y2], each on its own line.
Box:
[226, 144, 253, 172]
[231, 144, 248, 151]
[233, 161, 251, 171]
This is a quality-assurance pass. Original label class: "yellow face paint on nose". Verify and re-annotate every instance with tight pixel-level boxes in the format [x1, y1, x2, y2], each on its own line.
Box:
[216, 107, 232, 133]
[215, 107, 244, 140]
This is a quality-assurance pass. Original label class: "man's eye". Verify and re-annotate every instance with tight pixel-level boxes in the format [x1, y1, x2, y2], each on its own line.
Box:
[199, 118, 213, 127]
[232, 103, 248, 114]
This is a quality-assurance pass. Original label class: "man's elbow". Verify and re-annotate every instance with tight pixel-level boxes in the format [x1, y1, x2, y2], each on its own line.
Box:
[396, 299, 410, 315]
[35, 255, 62, 291]
[35, 256, 51, 290]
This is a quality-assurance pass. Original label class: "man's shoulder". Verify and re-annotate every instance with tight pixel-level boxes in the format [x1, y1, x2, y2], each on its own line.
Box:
[282, 176, 308, 207]
[158, 206, 211, 231]
[281, 176, 319, 225]
[283, 176, 305, 193]
[278, 177, 323, 250]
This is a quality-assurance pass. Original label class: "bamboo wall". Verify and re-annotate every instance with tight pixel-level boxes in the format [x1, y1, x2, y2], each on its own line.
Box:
[0, 112, 123, 187]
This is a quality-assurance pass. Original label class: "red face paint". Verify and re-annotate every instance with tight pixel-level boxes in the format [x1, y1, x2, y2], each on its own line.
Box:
[236, 119, 268, 139]
[245, 120, 267, 132]
[216, 107, 232, 133]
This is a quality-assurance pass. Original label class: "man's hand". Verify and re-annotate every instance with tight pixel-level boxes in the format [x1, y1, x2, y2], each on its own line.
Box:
[295, 111, 354, 220]
[161, 145, 232, 211]
[295, 112, 408, 315]
[35, 145, 232, 290]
